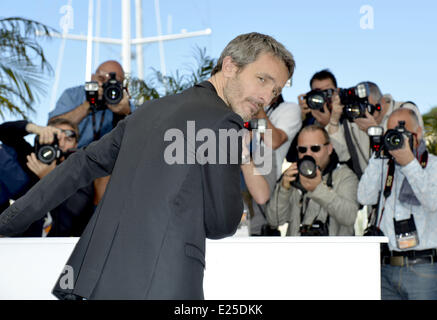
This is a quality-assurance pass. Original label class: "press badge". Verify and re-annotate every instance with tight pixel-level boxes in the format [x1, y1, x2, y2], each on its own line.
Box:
[393, 215, 419, 250]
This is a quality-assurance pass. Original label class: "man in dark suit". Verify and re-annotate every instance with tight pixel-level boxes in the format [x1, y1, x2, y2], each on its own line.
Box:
[0, 32, 295, 299]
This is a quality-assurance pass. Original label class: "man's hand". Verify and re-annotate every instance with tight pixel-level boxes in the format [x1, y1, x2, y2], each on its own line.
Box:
[26, 123, 64, 144]
[299, 167, 322, 192]
[107, 89, 131, 115]
[311, 105, 331, 127]
[298, 94, 311, 119]
[329, 92, 343, 124]
[254, 107, 267, 120]
[282, 163, 298, 190]
[26, 153, 56, 179]
[388, 134, 415, 166]
[354, 110, 378, 133]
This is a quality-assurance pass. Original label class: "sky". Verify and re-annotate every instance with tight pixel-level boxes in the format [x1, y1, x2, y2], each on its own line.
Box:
[1, 0, 437, 126]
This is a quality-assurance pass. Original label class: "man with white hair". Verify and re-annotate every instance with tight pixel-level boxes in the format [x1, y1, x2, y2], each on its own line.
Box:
[358, 108, 437, 300]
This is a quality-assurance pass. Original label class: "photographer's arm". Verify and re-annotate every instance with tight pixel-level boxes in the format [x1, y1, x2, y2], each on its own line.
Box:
[357, 155, 383, 206]
[0, 118, 128, 236]
[49, 101, 91, 125]
[308, 168, 359, 227]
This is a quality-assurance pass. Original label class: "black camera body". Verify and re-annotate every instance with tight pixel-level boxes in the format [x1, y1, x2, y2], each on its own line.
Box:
[305, 89, 334, 111]
[384, 121, 414, 151]
[300, 220, 329, 236]
[338, 83, 379, 121]
[102, 72, 123, 105]
[368, 121, 414, 159]
[34, 135, 62, 165]
[85, 72, 124, 112]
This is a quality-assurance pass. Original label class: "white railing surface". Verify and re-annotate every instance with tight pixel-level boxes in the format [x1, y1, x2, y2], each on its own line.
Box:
[0, 236, 387, 300]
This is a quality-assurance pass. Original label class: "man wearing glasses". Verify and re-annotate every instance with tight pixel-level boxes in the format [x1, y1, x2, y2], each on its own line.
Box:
[0, 118, 95, 237]
[266, 124, 359, 236]
[49, 60, 135, 149]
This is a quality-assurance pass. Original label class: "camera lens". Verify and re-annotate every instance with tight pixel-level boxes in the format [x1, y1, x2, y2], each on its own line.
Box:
[104, 85, 122, 105]
[37, 145, 57, 164]
[306, 91, 325, 110]
[384, 130, 404, 151]
[298, 155, 317, 178]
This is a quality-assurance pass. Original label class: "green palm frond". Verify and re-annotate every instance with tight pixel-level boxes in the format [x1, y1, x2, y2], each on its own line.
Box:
[0, 16, 55, 119]
[422, 106, 437, 155]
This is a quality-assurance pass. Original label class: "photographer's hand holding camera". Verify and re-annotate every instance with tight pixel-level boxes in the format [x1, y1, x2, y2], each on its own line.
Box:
[358, 108, 437, 300]
[49, 60, 135, 149]
[266, 125, 359, 236]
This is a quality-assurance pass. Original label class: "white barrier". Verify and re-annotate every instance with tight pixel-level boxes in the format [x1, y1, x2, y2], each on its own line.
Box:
[0, 236, 387, 300]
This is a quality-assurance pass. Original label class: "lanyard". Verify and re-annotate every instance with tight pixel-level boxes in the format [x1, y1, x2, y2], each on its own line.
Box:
[91, 110, 106, 142]
[377, 151, 428, 227]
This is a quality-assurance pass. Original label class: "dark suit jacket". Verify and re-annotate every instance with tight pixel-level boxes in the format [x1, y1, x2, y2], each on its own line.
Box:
[0, 81, 244, 299]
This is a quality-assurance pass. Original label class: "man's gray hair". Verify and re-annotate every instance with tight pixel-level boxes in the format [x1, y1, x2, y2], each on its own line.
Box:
[358, 81, 383, 102]
[211, 32, 295, 79]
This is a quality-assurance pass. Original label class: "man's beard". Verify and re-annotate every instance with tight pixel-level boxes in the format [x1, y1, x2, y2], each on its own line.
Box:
[223, 76, 260, 121]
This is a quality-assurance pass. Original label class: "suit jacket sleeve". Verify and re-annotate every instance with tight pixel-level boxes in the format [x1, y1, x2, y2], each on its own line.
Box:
[0, 117, 128, 236]
[201, 113, 244, 239]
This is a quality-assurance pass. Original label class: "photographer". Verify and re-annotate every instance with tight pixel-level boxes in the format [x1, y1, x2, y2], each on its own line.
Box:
[49, 60, 136, 148]
[286, 69, 337, 163]
[327, 81, 424, 178]
[266, 125, 359, 236]
[358, 108, 437, 300]
[0, 118, 95, 237]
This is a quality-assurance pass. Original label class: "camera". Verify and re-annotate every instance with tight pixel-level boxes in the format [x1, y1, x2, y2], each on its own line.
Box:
[297, 155, 317, 178]
[34, 135, 62, 165]
[383, 120, 414, 151]
[244, 118, 267, 133]
[299, 220, 329, 236]
[85, 72, 124, 112]
[339, 83, 380, 120]
[305, 89, 334, 111]
[102, 72, 124, 105]
[367, 121, 414, 159]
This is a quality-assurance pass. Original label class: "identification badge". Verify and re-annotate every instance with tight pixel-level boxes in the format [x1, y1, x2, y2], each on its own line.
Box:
[393, 215, 419, 250]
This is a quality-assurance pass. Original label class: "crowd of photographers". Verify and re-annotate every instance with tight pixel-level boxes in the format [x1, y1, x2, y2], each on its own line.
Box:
[0, 60, 436, 299]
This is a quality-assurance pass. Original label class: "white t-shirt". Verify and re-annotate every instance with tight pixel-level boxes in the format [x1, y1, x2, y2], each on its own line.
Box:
[265, 102, 302, 179]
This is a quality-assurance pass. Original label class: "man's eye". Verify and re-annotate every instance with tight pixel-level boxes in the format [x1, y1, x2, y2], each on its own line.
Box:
[258, 77, 265, 83]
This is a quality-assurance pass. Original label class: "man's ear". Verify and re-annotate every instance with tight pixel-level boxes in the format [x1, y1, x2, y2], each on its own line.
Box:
[327, 143, 333, 156]
[221, 56, 239, 79]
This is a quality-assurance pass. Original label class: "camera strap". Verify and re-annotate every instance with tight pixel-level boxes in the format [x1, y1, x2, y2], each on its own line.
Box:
[343, 121, 363, 179]
[378, 151, 428, 227]
[91, 110, 106, 141]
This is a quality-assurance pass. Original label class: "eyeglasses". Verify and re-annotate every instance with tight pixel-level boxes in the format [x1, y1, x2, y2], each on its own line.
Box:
[297, 143, 329, 154]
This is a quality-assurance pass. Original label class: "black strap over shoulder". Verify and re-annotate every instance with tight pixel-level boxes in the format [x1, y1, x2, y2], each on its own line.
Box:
[343, 121, 363, 179]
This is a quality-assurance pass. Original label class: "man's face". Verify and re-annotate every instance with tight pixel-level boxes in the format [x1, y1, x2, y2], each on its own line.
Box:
[297, 130, 333, 171]
[223, 53, 289, 121]
[52, 124, 78, 159]
[387, 111, 422, 150]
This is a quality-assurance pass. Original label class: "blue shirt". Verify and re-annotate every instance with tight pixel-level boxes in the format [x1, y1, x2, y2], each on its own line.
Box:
[49, 85, 136, 148]
[358, 153, 437, 251]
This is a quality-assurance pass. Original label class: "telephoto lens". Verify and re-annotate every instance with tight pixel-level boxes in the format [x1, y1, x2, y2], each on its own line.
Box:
[305, 89, 333, 111]
[297, 155, 317, 178]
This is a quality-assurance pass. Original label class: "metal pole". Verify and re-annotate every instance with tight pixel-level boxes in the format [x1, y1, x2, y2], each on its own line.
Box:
[135, 0, 144, 80]
[121, 0, 131, 76]
[154, 0, 166, 76]
[85, 0, 94, 81]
